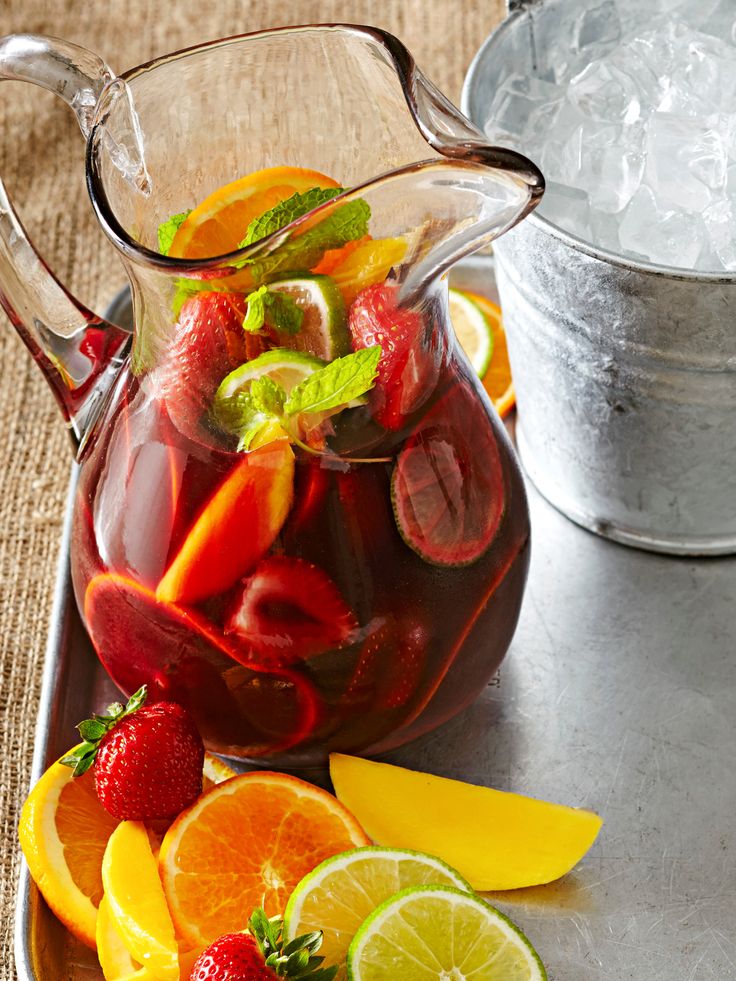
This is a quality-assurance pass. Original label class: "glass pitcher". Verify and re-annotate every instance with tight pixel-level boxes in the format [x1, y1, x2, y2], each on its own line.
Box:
[0, 26, 543, 764]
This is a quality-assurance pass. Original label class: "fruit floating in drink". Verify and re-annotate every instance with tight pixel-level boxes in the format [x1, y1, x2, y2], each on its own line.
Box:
[71, 165, 530, 763]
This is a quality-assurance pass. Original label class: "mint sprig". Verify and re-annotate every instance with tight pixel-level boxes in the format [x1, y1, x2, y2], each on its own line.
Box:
[213, 346, 381, 451]
[284, 347, 381, 416]
[157, 211, 192, 256]
[243, 285, 304, 335]
[244, 199, 371, 284]
[59, 686, 148, 777]
[239, 187, 343, 248]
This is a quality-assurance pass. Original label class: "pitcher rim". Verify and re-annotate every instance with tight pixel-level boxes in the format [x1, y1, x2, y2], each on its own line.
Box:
[85, 22, 544, 274]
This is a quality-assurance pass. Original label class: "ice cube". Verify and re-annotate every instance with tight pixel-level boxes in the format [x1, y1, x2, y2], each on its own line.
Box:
[703, 198, 736, 270]
[586, 140, 645, 213]
[590, 209, 624, 255]
[618, 186, 705, 267]
[616, 0, 689, 34]
[483, 74, 563, 145]
[574, 1, 621, 51]
[682, 33, 736, 111]
[568, 60, 642, 124]
[644, 113, 726, 213]
[538, 181, 592, 239]
[684, 0, 736, 44]
[540, 123, 585, 185]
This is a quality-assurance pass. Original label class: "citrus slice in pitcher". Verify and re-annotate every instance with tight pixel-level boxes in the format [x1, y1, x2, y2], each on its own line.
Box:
[392, 382, 505, 566]
[168, 165, 340, 259]
[156, 435, 295, 605]
[84, 574, 321, 755]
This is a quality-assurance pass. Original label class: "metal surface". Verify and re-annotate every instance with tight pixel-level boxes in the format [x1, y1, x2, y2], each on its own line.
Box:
[462, 1, 736, 555]
[16, 275, 736, 979]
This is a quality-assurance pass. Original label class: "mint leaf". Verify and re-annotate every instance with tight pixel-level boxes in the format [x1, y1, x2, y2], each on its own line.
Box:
[284, 346, 381, 417]
[157, 210, 191, 255]
[243, 286, 268, 333]
[212, 387, 277, 451]
[247, 199, 371, 284]
[243, 286, 304, 335]
[250, 376, 286, 417]
[239, 187, 343, 248]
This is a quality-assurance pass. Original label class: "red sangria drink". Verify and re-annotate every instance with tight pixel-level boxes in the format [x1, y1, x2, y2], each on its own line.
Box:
[71, 166, 530, 764]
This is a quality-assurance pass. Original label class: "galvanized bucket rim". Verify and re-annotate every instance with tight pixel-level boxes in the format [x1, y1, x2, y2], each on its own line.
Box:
[461, 2, 736, 285]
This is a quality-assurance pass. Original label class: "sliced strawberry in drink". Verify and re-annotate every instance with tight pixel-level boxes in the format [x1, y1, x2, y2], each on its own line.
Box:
[348, 282, 434, 430]
[344, 613, 427, 711]
[155, 291, 264, 440]
[227, 555, 358, 664]
[83, 573, 321, 755]
[157, 437, 295, 605]
[392, 380, 505, 566]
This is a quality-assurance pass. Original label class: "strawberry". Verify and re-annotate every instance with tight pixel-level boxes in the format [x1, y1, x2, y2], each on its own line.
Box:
[348, 282, 432, 430]
[156, 291, 266, 439]
[227, 556, 358, 665]
[190, 908, 335, 980]
[60, 686, 205, 820]
[190, 932, 276, 981]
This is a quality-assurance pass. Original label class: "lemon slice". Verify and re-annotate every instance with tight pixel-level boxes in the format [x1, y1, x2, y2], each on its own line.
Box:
[101, 822, 179, 980]
[449, 287, 494, 377]
[283, 847, 471, 978]
[347, 885, 547, 981]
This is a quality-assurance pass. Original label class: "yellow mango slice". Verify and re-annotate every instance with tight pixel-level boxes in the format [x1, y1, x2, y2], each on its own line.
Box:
[101, 822, 179, 980]
[329, 754, 602, 891]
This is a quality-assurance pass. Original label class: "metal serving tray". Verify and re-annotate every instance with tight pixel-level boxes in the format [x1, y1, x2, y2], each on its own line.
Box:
[15, 259, 736, 980]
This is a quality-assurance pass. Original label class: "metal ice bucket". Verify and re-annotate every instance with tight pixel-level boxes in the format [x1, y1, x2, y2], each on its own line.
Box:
[462, 0, 736, 555]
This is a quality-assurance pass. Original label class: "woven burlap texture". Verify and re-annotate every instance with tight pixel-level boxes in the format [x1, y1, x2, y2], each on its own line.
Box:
[0, 0, 505, 975]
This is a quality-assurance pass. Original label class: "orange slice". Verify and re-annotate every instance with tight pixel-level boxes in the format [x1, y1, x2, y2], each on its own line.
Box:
[169, 166, 340, 260]
[18, 751, 234, 951]
[19, 758, 118, 949]
[462, 291, 515, 418]
[330, 237, 408, 306]
[159, 771, 369, 948]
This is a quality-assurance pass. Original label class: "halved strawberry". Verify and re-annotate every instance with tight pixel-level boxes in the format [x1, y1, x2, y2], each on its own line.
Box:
[348, 282, 433, 430]
[155, 291, 266, 440]
[344, 613, 427, 711]
[227, 556, 358, 664]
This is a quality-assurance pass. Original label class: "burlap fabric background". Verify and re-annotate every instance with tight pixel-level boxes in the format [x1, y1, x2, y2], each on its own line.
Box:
[0, 0, 504, 974]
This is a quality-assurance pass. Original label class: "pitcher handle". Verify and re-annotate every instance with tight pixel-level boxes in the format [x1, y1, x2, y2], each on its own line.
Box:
[0, 35, 131, 450]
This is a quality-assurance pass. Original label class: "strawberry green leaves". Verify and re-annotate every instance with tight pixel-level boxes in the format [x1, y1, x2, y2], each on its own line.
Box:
[213, 346, 381, 452]
[60, 686, 148, 777]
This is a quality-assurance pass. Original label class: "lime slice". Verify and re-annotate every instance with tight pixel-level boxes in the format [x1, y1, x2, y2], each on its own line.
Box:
[283, 847, 471, 978]
[270, 274, 349, 360]
[216, 348, 326, 404]
[347, 885, 547, 981]
[449, 287, 494, 377]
